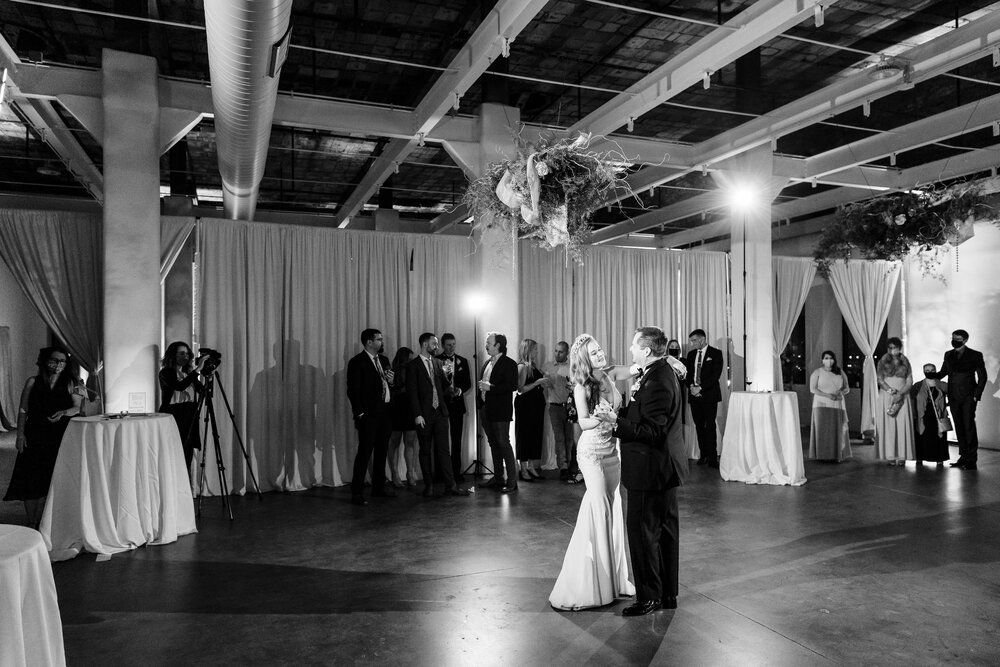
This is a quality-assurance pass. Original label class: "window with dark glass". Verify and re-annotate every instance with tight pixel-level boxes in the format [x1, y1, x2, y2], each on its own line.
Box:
[780, 311, 806, 387]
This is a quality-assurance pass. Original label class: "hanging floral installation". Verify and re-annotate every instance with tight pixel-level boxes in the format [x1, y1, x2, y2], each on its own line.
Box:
[462, 131, 631, 262]
[813, 181, 996, 280]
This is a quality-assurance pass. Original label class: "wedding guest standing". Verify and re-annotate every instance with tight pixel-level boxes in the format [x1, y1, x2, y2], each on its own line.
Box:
[911, 363, 950, 466]
[387, 347, 419, 487]
[938, 329, 987, 470]
[667, 339, 697, 460]
[158, 341, 207, 473]
[808, 351, 851, 462]
[542, 341, 578, 482]
[437, 333, 472, 481]
[477, 332, 519, 492]
[3, 346, 83, 528]
[515, 338, 548, 481]
[684, 329, 723, 467]
[875, 337, 914, 466]
[346, 328, 396, 505]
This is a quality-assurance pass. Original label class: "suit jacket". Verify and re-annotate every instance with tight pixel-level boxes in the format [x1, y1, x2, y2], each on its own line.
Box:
[910, 380, 948, 435]
[684, 345, 724, 403]
[346, 350, 390, 419]
[614, 358, 687, 491]
[479, 354, 518, 422]
[939, 347, 987, 402]
[436, 352, 472, 415]
[407, 355, 450, 422]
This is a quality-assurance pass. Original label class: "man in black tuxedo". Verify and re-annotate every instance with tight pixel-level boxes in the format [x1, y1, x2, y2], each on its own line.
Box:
[684, 328, 723, 467]
[938, 329, 988, 470]
[409, 333, 469, 497]
[437, 333, 472, 482]
[607, 326, 686, 615]
[346, 328, 396, 505]
[477, 332, 519, 492]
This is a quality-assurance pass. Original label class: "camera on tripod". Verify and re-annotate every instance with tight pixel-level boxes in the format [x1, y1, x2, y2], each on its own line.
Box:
[197, 347, 223, 374]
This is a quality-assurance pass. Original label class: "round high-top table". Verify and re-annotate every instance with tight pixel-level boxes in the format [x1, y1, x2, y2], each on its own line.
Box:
[720, 391, 807, 486]
[0, 524, 66, 666]
[40, 414, 197, 561]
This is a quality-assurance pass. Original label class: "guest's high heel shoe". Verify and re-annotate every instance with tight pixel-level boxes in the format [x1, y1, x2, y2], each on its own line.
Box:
[518, 471, 535, 483]
[527, 468, 544, 480]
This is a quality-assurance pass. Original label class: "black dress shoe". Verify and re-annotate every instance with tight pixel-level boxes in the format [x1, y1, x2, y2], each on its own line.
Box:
[696, 456, 708, 466]
[622, 600, 660, 616]
[663, 596, 677, 610]
[445, 486, 470, 496]
[950, 460, 966, 468]
[962, 462, 978, 470]
[500, 483, 518, 493]
[372, 488, 397, 498]
[478, 477, 503, 489]
[351, 496, 368, 506]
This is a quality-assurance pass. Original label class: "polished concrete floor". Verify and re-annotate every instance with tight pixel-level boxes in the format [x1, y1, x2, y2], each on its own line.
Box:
[3, 432, 1000, 666]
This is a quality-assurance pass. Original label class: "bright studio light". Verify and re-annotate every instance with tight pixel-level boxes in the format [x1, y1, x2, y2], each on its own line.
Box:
[727, 183, 760, 214]
[463, 290, 492, 316]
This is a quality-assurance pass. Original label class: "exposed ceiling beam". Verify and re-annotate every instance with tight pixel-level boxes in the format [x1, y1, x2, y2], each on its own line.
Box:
[430, 203, 470, 234]
[570, 0, 834, 137]
[589, 192, 723, 245]
[804, 92, 1000, 180]
[333, 0, 550, 227]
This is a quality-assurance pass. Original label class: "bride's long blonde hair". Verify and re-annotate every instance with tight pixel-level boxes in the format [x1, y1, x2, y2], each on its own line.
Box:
[570, 333, 600, 412]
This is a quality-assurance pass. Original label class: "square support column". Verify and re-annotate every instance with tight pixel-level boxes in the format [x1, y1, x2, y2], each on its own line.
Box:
[101, 49, 161, 412]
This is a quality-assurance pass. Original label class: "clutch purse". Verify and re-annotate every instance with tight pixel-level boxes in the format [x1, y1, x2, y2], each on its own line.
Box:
[886, 399, 902, 418]
[937, 416, 953, 433]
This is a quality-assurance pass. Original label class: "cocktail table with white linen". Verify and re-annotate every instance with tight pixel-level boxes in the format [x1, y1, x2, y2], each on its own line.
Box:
[720, 391, 807, 486]
[40, 414, 197, 561]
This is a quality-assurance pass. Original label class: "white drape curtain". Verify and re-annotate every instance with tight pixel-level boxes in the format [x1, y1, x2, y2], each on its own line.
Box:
[197, 220, 478, 494]
[521, 245, 730, 462]
[160, 216, 195, 283]
[0, 326, 14, 430]
[772, 257, 817, 388]
[827, 260, 901, 433]
[0, 209, 103, 373]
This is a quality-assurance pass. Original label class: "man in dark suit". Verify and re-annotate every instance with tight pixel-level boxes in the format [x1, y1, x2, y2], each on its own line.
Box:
[409, 333, 469, 497]
[346, 328, 396, 505]
[437, 332, 472, 482]
[938, 329, 988, 470]
[476, 332, 519, 492]
[607, 326, 687, 615]
[684, 328, 724, 467]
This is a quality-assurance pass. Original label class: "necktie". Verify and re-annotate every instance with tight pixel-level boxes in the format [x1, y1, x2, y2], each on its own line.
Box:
[425, 357, 438, 409]
[695, 350, 703, 385]
[373, 355, 389, 402]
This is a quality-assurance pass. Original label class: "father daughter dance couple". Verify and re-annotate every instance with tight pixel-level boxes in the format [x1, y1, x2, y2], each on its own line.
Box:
[548, 326, 687, 615]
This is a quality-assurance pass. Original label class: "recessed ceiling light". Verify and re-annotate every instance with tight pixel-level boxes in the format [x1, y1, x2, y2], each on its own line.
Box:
[36, 164, 61, 176]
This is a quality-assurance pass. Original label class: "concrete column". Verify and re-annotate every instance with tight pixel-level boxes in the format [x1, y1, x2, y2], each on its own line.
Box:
[101, 49, 161, 412]
[475, 102, 520, 348]
[713, 146, 787, 392]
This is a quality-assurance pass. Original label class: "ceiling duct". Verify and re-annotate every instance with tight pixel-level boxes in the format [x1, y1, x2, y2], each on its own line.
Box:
[203, 0, 292, 220]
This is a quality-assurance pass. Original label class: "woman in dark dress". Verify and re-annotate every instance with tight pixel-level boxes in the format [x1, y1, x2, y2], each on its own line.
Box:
[158, 341, 207, 476]
[4, 346, 83, 528]
[911, 362, 950, 465]
[515, 338, 549, 481]
[387, 347, 419, 487]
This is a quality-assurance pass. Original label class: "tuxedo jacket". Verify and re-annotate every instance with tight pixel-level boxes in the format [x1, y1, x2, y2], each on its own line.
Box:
[407, 355, 450, 422]
[939, 347, 987, 402]
[685, 345, 724, 403]
[346, 350, 390, 419]
[614, 358, 687, 491]
[479, 354, 518, 422]
[436, 352, 472, 415]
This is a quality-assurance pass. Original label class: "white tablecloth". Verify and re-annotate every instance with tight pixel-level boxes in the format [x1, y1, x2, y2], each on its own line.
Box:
[720, 392, 807, 486]
[0, 524, 66, 667]
[39, 414, 197, 561]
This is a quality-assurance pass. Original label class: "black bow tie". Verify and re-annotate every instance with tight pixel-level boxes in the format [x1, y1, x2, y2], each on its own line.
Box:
[636, 367, 645, 377]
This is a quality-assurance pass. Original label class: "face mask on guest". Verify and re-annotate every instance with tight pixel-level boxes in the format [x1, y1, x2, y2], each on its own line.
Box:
[924, 372, 938, 380]
[951, 340, 964, 349]
[668, 348, 680, 357]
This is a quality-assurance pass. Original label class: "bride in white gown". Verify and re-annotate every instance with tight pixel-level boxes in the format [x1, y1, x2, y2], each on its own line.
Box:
[549, 334, 636, 610]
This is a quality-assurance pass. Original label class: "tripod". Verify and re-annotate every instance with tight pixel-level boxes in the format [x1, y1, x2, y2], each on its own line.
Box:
[193, 369, 262, 520]
[462, 319, 492, 478]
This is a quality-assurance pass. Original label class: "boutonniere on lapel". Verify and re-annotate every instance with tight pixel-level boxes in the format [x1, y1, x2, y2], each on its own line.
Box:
[629, 367, 645, 400]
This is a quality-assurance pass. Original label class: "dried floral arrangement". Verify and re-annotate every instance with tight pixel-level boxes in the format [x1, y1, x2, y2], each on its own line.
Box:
[462, 131, 629, 262]
[813, 184, 993, 279]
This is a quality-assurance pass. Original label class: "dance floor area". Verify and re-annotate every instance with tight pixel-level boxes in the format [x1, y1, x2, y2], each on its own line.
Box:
[2, 433, 1000, 666]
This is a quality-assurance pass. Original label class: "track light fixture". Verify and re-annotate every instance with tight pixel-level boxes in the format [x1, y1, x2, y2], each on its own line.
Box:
[814, 4, 824, 28]
[627, 117, 634, 133]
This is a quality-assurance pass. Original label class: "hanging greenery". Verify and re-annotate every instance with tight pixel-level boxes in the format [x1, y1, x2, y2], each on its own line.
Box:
[813, 184, 994, 279]
[462, 131, 629, 262]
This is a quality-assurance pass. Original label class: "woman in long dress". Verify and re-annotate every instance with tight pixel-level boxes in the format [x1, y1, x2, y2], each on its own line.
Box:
[549, 334, 635, 610]
[911, 363, 949, 465]
[808, 351, 851, 462]
[875, 337, 914, 466]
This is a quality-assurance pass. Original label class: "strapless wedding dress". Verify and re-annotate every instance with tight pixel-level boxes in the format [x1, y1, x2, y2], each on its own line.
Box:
[549, 389, 634, 610]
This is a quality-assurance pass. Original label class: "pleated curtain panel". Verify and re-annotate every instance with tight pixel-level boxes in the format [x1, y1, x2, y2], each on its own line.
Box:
[772, 257, 817, 389]
[827, 260, 901, 434]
